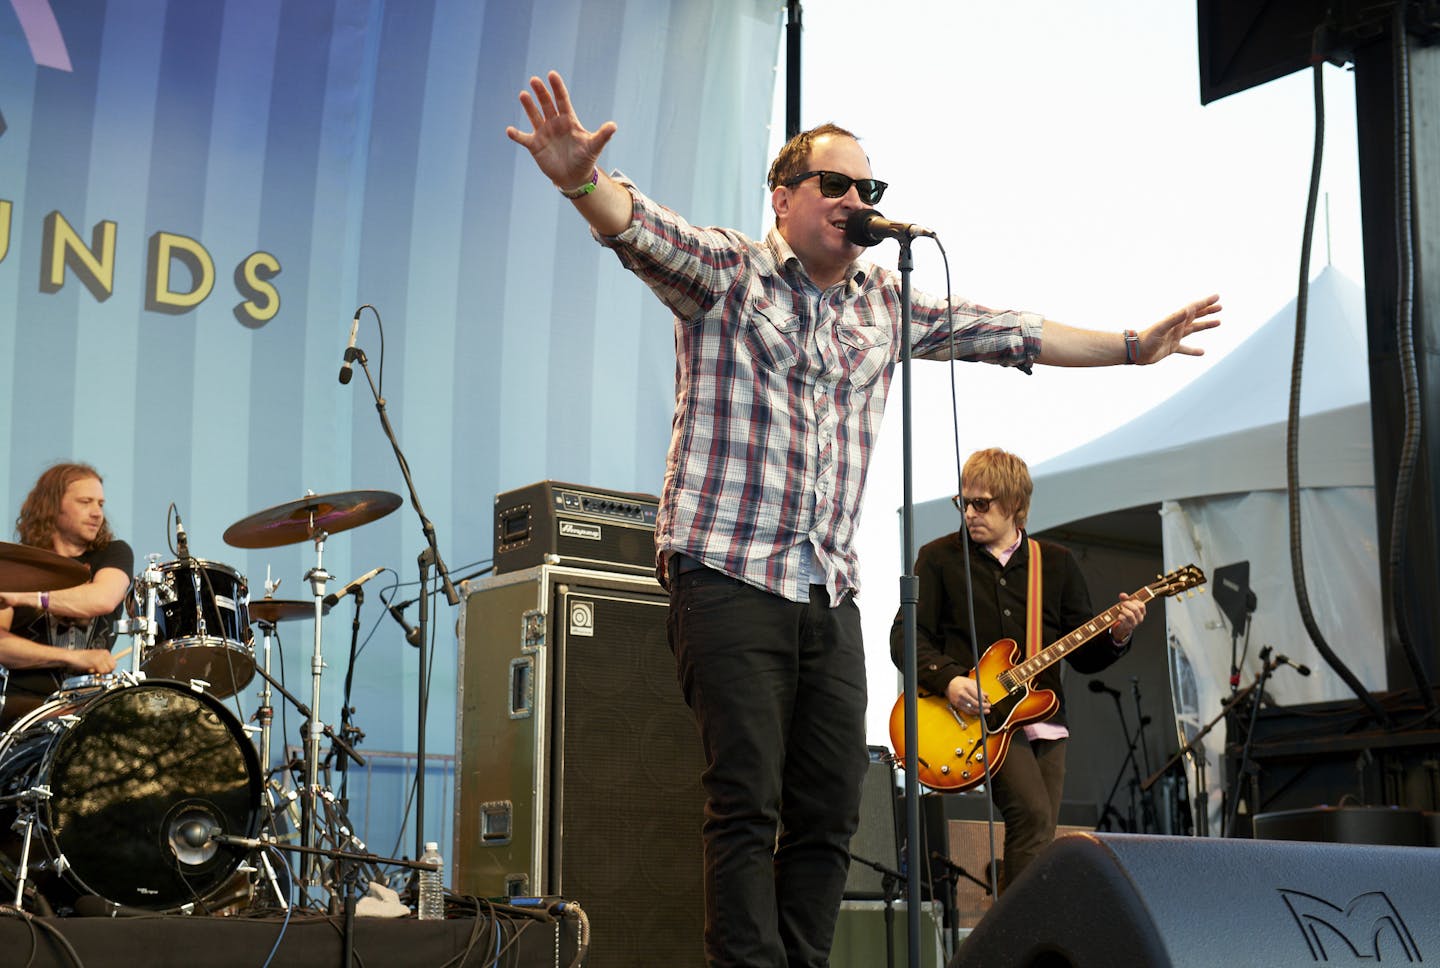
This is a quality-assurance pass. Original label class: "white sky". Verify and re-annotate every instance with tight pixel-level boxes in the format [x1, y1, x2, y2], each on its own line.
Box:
[765, 1, 1366, 744]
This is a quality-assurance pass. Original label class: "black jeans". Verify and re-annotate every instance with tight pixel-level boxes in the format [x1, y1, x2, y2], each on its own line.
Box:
[667, 561, 869, 968]
[991, 733, 1067, 891]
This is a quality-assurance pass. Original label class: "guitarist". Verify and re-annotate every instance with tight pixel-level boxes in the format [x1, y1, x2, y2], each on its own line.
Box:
[889, 448, 1145, 890]
[0, 462, 130, 728]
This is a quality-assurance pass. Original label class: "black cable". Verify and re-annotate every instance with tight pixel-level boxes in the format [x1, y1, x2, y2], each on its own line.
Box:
[942, 248, 1001, 900]
[1284, 52, 1393, 728]
[1382, 0, 1435, 712]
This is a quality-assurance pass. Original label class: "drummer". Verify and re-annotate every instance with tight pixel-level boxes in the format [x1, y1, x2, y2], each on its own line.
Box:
[0, 462, 131, 723]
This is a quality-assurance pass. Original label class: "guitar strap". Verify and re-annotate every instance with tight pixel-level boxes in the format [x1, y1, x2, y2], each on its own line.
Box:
[1025, 538, 1043, 659]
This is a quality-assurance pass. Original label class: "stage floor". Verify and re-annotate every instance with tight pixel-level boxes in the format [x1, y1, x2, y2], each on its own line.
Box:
[0, 907, 585, 967]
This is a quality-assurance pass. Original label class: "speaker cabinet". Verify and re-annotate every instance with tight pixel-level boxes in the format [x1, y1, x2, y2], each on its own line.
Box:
[952, 832, 1440, 967]
[844, 747, 901, 899]
[455, 565, 705, 967]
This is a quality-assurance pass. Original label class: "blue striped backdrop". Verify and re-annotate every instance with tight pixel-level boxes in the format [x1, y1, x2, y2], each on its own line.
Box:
[1, 0, 782, 860]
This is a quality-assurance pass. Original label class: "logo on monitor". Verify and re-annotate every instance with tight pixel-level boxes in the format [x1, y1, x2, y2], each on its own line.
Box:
[1279, 889, 1421, 962]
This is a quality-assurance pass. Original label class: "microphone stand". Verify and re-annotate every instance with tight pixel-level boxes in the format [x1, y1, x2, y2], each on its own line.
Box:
[849, 853, 905, 968]
[894, 234, 923, 968]
[336, 588, 366, 810]
[1224, 646, 1278, 838]
[351, 346, 459, 863]
[1095, 694, 1152, 833]
[1139, 661, 1278, 837]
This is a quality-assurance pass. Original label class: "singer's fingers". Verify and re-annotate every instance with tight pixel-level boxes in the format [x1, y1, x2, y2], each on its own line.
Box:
[518, 87, 546, 127]
[529, 74, 559, 118]
[548, 70, 575, 118]
[586, 121, 618, 157]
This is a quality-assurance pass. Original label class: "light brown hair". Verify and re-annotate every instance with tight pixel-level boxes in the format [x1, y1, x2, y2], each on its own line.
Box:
[15, 462, 113, 552]
[962, 448, 1033, 529]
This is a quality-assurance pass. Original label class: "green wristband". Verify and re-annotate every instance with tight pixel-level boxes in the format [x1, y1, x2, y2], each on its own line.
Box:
[559, 168, 599, 199]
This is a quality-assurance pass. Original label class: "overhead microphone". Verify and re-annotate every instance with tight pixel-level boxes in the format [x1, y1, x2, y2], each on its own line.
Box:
[338, 308, 362, 385]
[844, 208, 936, 247]
[323, 565, 385, 606]
[1087, 678, 1121, 698]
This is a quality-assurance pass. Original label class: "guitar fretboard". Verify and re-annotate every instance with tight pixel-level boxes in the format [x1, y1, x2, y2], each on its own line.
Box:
[997, 587, 1159, 693]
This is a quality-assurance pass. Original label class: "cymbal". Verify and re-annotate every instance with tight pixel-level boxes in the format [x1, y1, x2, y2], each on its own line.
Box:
[223, 490, 402, 549]
[0, 541, 90, 593]
[250, 598, 331, 623]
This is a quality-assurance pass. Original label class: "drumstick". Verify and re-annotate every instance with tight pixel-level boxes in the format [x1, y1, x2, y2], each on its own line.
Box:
[113, 645, 133, 661]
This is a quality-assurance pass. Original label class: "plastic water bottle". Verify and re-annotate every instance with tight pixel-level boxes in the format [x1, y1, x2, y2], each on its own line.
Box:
[417, 842, 444, 920]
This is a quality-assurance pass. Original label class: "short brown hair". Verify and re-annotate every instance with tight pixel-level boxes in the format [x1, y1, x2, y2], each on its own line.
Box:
[961, 448, 1033, 529]
[766, 122, 862, 190]
[15, 462, 113, 552]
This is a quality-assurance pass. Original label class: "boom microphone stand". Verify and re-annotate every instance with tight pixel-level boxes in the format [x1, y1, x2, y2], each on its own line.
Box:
[346, 333, 459, 862]
[849, 209, 942, 968]
[891, 231, 925, 967]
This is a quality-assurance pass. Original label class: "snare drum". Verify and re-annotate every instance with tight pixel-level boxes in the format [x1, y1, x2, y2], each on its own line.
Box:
[0, 678, 262, 912]
[144, 558, 255, 697]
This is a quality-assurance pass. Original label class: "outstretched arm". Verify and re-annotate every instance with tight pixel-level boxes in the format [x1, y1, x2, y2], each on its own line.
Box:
[505, 70, 633, 236]
[1037, 294, 1223, 367]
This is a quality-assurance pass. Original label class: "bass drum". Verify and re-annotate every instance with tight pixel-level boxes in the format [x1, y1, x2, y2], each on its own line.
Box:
[0, 678, 262, 913]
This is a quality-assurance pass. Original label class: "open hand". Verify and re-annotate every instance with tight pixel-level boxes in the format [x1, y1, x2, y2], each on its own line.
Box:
[505, 70, 616, 191]
[1137, 294, 1222, 363]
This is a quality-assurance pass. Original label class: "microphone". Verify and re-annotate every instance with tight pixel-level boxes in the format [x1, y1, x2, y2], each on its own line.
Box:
[175, 510, 190, 558]
[1276, 654, 1313, 676]
[387, 599, 423, 648]
[323, 565, 385, 607]
[845, 208, 936, 247]
[1088, 679, 1121, 698]
[338, 309, 361, 384]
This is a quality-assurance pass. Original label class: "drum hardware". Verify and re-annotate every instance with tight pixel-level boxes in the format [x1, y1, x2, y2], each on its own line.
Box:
[223, 488, 400, 904]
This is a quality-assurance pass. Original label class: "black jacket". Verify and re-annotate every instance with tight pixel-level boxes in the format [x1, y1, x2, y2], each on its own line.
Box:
[889, 531, 1128, 729]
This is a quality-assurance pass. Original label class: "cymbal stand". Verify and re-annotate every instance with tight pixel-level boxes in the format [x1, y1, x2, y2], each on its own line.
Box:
[302, 518, 334, 899]
[250, 660, 365, 906]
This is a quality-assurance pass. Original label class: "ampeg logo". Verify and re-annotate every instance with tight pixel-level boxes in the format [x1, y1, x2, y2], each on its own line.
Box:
[559, 521, 602, 541]
[568, 600, 594, 638]
[1279, 889, 1421, 961]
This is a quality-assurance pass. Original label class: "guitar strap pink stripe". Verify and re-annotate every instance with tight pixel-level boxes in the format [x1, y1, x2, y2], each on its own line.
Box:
[1026, 538, 1043, 659]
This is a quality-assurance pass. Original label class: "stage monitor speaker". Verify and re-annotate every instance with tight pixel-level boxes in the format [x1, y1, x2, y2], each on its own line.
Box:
[454, 565, 705, 967]
[844, 747, 900, 899]
[952, 832, 1440, 967]
[945, 819, 1091, 930]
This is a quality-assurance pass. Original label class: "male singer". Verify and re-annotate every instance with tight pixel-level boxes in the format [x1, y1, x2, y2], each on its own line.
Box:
[507, 70, 1219, 967]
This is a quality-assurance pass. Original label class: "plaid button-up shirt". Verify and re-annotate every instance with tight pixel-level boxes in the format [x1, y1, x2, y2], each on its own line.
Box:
[600, 181, 1043, 604]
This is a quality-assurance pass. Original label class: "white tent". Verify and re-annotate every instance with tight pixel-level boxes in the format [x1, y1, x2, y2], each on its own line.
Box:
[910, 266, 1387, 829]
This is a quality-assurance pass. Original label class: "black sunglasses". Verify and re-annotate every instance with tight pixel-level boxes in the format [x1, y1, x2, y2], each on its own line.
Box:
[782, 170, 888, 205]
[952, 495, 994, 514]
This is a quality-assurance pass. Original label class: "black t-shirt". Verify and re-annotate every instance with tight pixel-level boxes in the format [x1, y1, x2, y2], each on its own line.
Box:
[4, 539, 134, 706]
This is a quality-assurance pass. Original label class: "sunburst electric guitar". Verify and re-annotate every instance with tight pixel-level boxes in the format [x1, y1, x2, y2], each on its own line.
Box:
[889, 564, 1206, 792]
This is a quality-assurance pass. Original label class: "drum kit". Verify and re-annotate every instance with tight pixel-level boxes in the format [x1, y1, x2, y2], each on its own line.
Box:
[0, 487, 420, 917]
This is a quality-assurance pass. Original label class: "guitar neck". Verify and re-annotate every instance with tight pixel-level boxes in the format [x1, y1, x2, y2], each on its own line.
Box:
[1000, 585, 1158, 689]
